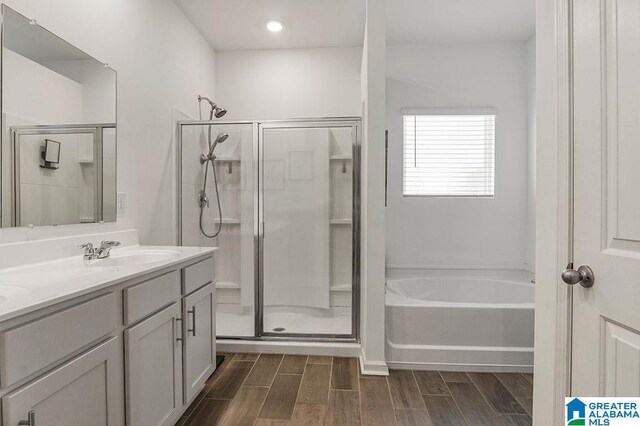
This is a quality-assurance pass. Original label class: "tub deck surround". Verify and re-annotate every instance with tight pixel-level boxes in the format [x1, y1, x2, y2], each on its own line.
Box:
[386, 273, 535, 372]
[0, 244, 217, 322]
[386, 276, 534, 308]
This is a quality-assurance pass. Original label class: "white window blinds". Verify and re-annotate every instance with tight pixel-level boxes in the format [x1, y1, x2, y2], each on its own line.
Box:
[403, 113, 495, 197]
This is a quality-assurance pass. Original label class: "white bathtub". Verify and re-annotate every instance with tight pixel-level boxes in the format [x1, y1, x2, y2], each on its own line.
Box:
[385, 275, 534, 372]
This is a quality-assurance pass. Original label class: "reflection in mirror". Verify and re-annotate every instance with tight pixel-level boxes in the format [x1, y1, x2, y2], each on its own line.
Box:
[42, 139, 61, 168]
[0, 5, 116, 227]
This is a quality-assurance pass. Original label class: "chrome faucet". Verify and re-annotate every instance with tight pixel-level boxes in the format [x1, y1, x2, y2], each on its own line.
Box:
[79, 241, 121, 260]
[97, 241, 121, 259]
[79, 243, 97, 260]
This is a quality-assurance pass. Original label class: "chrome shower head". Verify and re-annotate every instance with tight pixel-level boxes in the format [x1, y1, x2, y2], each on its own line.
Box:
[214, 107, 227, 118]
[198, 95, 227, 119]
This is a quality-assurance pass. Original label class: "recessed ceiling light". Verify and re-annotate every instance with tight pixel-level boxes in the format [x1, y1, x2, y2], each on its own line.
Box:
[266, 20, 284, 33]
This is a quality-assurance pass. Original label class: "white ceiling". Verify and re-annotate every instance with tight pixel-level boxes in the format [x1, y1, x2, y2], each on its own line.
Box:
[174, 0, 535, 52]
[173, 0, 366, 51]
[387, 0, 535, 44]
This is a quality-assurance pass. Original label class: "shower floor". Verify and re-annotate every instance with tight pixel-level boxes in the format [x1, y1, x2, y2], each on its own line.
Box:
[216, 309, 352, 337]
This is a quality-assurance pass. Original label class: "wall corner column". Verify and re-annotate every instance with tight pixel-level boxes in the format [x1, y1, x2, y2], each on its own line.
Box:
[359, 0, 388, 376]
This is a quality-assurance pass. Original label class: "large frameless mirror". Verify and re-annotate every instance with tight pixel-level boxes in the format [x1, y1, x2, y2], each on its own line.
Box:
[0, 5, 117, 227]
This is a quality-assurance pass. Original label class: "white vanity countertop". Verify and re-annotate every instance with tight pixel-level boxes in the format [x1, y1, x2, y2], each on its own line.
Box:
[0, 245, 217, 323]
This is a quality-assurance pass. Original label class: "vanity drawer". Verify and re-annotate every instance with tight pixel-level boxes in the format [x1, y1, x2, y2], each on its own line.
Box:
[183, 257, 214, 295]
[123, 271, 180, 325]
[0, 292, 118, 388]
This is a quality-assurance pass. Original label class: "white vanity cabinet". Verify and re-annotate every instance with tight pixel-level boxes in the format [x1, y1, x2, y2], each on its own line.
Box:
[2, 337, 122, 426]
[124, 259, 216, 426]
[0, 249, 216, 426]
[0, 293, 119, 388]
[125, 303, 183, 426]
[183, 282, 216, 403]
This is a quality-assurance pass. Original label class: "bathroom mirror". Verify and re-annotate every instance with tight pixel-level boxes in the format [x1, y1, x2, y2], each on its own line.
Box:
[0, 5, 117, 227]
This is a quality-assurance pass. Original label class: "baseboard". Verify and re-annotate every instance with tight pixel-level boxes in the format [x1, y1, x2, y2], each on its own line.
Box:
[386, 360, 533, 373]
[359, 348, 389, 376]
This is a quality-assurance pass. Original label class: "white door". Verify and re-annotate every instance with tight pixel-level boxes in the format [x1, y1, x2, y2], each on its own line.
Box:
[571, 0, 640, 395]
[125, 303, 183, 426]
[183, 282, 216, 403]
[2, 337, 123, 426]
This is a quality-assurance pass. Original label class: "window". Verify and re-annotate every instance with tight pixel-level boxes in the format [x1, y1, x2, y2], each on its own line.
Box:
[403, 111, 495, 197]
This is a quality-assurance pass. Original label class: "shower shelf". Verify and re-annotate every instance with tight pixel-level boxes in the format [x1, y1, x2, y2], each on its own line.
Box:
[216, 281, 240, 289]
[330, 155, 351, 173]
[78, 158, 94, 164]
[330, 219, 352, 225]
[330, 284, 352, 292]
[214, 157, 240, 162]
[214, 218, 241, 225]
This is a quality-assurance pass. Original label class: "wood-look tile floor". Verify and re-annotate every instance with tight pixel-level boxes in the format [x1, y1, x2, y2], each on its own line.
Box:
[177, 353, 533, 426]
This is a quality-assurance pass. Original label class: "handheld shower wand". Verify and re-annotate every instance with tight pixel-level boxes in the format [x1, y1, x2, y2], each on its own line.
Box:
[200, 132, 229, 164]
[197, 95, 229, 238]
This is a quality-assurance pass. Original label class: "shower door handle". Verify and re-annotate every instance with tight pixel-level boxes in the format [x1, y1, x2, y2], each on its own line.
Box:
[385, 130, 388, 207]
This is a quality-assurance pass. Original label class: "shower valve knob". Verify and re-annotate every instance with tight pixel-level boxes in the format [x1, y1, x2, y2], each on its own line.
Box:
[198, 191, 210, 208]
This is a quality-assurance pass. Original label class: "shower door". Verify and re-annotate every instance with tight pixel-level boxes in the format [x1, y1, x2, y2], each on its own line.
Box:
[179, 121, 257, 338]
[258, 120, 360, 338]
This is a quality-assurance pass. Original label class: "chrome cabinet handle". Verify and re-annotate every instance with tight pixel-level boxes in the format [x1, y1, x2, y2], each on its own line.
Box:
[18, 410, 35, 426]
[561, 263, 595, 288]
[176, 316, 183, 342]
[188, 307, 196, 336]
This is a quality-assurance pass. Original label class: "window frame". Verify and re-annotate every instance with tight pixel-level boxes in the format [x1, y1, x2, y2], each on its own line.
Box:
[401, 108, 497, 199]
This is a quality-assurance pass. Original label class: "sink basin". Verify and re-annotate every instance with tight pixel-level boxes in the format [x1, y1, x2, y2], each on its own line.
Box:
[0, 266, 104, 288]
[92, 250, 181, 267]
[68, 249, 181, 268]
[0, 249, 183, 288]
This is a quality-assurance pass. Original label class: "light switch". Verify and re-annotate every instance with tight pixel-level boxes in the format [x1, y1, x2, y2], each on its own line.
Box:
[117, 192, 126, 214]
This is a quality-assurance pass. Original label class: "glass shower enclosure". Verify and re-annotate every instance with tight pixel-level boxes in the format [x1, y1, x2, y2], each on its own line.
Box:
[178, 118, 360, 341]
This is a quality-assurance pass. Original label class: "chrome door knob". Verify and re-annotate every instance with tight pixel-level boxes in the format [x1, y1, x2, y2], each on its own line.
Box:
[561, 263, 595, 288]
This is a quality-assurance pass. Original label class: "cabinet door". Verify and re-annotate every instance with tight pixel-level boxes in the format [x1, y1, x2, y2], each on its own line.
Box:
[125, 303, 182, 426]
[183, 283, 216, 403]
[2, 336, 123, 426]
